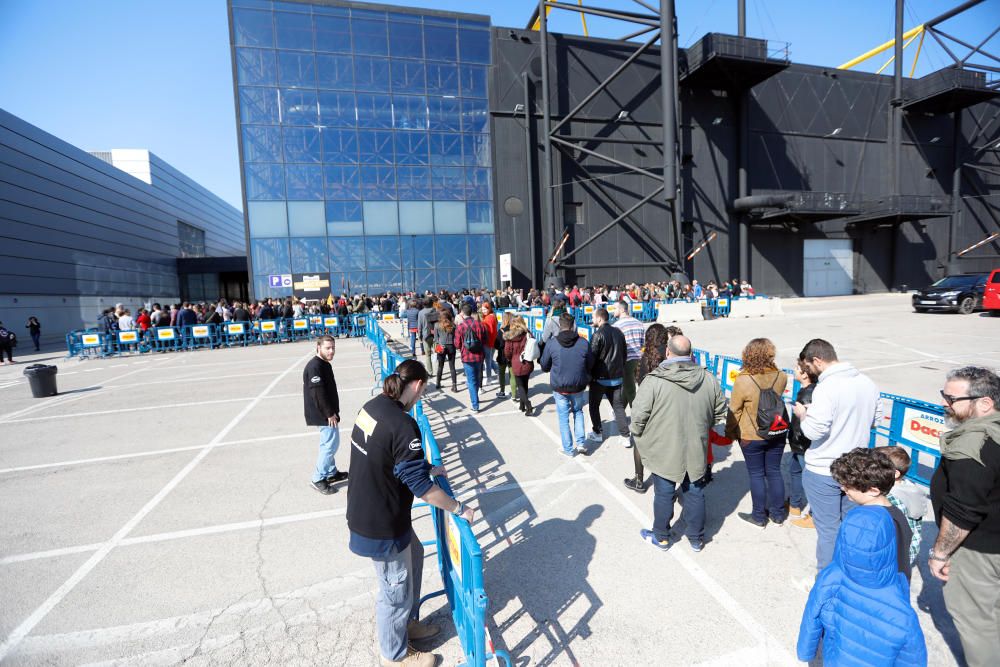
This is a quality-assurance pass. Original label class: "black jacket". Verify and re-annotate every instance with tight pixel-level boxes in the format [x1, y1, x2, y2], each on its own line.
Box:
[788, 383, 815, 453]
[589, 322, 626, 381]
[931, 433, 1000, 554]
[303, 356, 340, 426]
[233, 308, 250, 322]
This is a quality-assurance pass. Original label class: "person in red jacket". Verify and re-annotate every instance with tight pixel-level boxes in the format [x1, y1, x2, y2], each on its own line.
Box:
[480, 301, 499, 385]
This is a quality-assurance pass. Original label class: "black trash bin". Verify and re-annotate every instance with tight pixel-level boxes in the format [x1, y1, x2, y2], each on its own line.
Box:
[24, 364, 58, 398]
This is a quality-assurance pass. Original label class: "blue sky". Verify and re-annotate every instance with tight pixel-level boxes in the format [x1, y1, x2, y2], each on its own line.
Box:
[1, 0, 996, 211]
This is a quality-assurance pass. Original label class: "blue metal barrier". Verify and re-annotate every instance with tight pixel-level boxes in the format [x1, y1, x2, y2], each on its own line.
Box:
[184, 324, 218, 350]
[151, 327, 182, 352]
[222, 322, 252, 347]
[869, 393, 945, 487]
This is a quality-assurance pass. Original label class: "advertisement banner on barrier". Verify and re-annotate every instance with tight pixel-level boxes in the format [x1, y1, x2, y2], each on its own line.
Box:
[227, 323, 245, 335]
[157, 329, 176, 341]
[577, 326, 590, 341]
[324, 316, 338, 327]
[260, 321, 277, 332]
[293, 319, 308, 330]
[382, 313, 396, 321]
[632, 302, 643, 313]
[118, 331, 138, 343]
[192, 326, 210, 338]
[720, 357, 741, 394]
[717, 298, 729, 307]
[530, 307, 544, 316]
[899, 406, 947, 449]
[81, 334, 101, 347]
[446, 513, 463, 584]
[583, 305, 594, 314]
[533, 318, 543, 332]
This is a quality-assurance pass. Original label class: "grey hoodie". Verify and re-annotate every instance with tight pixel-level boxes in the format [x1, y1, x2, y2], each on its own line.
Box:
[630, 361, 727, 482]
[801, 362, 882, 475]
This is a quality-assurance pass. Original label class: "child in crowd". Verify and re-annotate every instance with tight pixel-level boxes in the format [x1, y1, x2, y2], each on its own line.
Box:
[830, 447, 913, 581]
[797, 505, 927, 666]
[881, 445, 929, 569]
[789, 362, 816, 528]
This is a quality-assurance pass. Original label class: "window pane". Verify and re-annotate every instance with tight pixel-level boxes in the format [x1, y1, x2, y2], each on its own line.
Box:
[352, 18, 388, 56]
[468, 234, 495, 266]
[439, 268, 470, 289]
[390, 59, 426, 93]
[240, 87, 280, 124]
[394, 132, 429, 165]
[314, 15, 352, 53]
[465, 167, 492, 200]
[251, 238, 291, 274]
[469, 266, 495, 289]
[354, 56, 391, 92]
[429, 133, 463, 166]
[242, 125, 283, 162]
[285, 164, 324, 199]
[395, 166, 431, 200]
[388, 22, 423, 59]
[316, 54, 354, 89]
[412, 235, 436, 269]
[459, 64, 487, 98]
[365, 236, 402, 270]
[329, 271, 366, 294]
[393, 95, 427, 131]
[461, 98, 488, 132]
[323, 165, 361, 199]
[275, 11, 313, 50]
[426, 63, 459, 95]
[424, 25, 456, 61]
[280, 89, 318, 125]
[326, 200, 363, 223]
[363, 201, 399, 234]
[290, 237, 330, 272]
[356, 93, 393, 129]
[368, 270, 403, 294]
[415, 269, 437, 293]
[329, 237, 366, 270]
[237, 48, 277, 86]
[234, 9, 274, 48]
[357, 130, 395, 165]
[318, 91, 356, 127]
[427, 97, 461, 132]
[433, 201, 467, 233]
[321, 128, 358, 163]
[462, 133, 491, 167]
[254, 275, 285, 300]
[399, 201, 434, 234]
[430, 166, 464, 200]
[277, 51, 316, 87]
[282, 126, 322, 162]
[467, 201, 494, 234]
[459, 28, 490, 64]
[328, 221, 365, 236]
[248, 201, 288, 237]
[360, 166, 396, 200]
[288, 201, 327, 236]
[245, 163, 285, 200]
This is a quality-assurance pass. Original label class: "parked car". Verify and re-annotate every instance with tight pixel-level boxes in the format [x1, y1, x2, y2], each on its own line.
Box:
[984, 268, 1000, 316]
[912, 273, 989, 314]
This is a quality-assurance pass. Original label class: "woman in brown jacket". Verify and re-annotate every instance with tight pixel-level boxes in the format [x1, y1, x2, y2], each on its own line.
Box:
[503, 316, 535, 416]
[726, 337, 789, 528]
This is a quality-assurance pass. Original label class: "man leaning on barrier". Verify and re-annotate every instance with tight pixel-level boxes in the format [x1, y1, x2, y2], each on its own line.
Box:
[347, 359, 476, 667]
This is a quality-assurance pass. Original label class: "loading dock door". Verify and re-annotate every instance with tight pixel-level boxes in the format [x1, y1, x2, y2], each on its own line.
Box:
[803, 239, 854, 297]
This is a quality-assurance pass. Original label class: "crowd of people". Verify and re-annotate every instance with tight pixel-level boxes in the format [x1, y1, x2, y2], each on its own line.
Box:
[297, 288, 999, 667]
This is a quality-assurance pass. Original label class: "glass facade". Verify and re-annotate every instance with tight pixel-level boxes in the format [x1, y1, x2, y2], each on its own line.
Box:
[231, 0, 496, 298]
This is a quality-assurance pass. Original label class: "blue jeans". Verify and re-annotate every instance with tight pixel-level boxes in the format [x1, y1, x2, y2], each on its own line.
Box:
[553, 391, 587, 454]
[462, 361, 482, 409]
[803, 468, 857, 570]
[483, 345, 497, 379]
[742, 439, 787, 524]
[651, 473, 707, 542]
[787, 452, 807, 509]
[408, 330, 417, 356]
[371, 530, 424, 661]
[312, 426, 340, 483]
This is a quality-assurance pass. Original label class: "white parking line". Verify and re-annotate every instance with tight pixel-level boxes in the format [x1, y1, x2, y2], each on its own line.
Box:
[0, 350, 313, 661]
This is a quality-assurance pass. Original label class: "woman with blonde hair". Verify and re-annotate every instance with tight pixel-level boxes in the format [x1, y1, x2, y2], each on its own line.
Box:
[726, 337, 789, 528]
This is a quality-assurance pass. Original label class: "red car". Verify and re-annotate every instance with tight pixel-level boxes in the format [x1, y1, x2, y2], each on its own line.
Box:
[985, 269, 1000, 316]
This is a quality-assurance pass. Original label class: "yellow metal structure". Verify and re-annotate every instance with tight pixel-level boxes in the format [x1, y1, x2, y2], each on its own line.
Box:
[874, 31, 921, 74]
[531, 0, 590, 37]
[838, 25, 924, 70]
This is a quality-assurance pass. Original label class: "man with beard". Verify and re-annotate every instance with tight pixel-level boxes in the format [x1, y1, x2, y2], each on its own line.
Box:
[929, 366, 1000, 667]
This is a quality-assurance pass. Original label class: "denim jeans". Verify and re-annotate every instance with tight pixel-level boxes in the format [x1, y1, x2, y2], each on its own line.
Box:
[651, 473, 707, 542]
[483, 345, 498, 379]
[742, 439, 787, 524]
[803, 468, 857, 570]
[463, 361, 482, 409]
[787, 452, 807, 509]
[408, 330, 417, 356]
[312, 426, 340, 483]
[553, 391, 587, 454]
[371, 530, 424, 662]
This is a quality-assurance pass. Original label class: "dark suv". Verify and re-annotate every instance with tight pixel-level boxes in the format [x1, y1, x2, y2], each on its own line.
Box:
[912, 273, 988, 314]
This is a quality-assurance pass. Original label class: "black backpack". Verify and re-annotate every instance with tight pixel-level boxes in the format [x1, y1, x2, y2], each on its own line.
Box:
[750, 375, 790, 440]
[462, 322, 483, 354]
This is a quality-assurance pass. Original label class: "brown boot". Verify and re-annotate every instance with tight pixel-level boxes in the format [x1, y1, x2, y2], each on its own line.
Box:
[380, 645, 436, 667]
[791, 515, 815, 529]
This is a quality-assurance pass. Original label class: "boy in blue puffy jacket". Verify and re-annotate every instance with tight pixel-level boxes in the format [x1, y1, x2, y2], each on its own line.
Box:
[797, 505, 927, 666]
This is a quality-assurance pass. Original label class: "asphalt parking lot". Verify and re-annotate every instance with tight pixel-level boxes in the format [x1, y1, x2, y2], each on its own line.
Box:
[0, 293, 995, 666]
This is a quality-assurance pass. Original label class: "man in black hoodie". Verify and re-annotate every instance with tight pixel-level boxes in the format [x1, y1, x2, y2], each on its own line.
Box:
[586, 308, 630, 448]
[540, 312, 594, 457]
[304, 335, 348, 494]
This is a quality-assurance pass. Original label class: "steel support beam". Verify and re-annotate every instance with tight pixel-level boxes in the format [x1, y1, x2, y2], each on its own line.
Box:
[543, 1, 659, 26]
[538, 0, 556, 283]
[550, 135, 665, 180]
[524, 72, 539, 287]
[557, 185, 665, 262]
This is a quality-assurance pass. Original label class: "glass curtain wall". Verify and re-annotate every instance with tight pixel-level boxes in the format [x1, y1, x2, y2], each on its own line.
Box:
[232, 0, 496, 299]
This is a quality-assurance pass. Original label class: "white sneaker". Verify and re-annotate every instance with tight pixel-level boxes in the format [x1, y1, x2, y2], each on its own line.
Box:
[586, 431, 603, 443]
[619, 435, 633, 448]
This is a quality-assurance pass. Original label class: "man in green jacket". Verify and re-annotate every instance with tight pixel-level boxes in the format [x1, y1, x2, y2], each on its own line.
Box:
[631, 334, 727, 553]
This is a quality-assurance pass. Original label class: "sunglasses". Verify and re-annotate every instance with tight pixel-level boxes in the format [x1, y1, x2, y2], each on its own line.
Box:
[940, 391, 983, 405]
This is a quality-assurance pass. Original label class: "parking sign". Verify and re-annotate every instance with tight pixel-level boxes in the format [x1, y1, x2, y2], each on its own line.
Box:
[268, 274, 292, 288]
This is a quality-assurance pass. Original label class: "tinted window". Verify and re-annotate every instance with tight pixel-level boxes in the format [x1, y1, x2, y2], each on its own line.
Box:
[931, 275, 983, 289]
[992, 271, 1000, 284]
